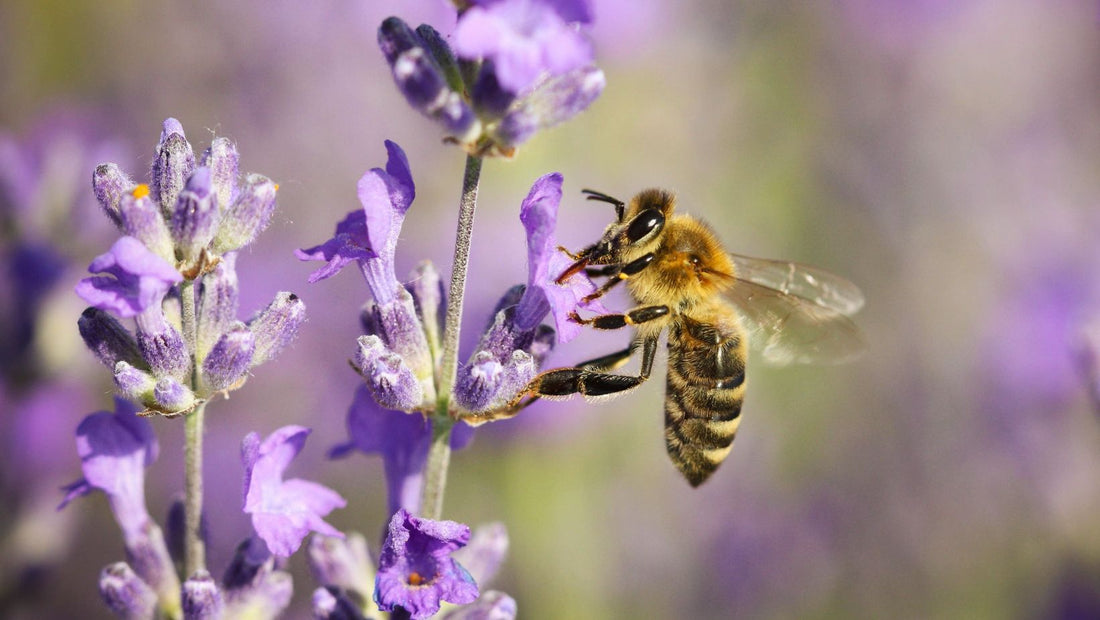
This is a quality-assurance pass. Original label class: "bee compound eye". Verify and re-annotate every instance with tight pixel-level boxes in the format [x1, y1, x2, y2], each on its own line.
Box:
[626, 210, 665, 243]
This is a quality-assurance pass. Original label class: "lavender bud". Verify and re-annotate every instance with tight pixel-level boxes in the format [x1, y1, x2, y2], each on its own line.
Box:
[213, 173, 278, 253]
[378, 16, 421, 63]
[248, 292, 305, 367]
[367, 289, 434, 386]
[406, 261, 445, 359]
[114, 361, 157, 402]
[201, 136, 239, 210]
[472, 63, 517, 118]
[125, 521, 183, 613]
[379, 18, 480, 143]
[79, 307, 143, 369]
[170, 167, 220, 264]
[201, 322, 254, 392]
[151, 118, 196, 214]
[455, 350, 504, 412]
[308, 532, 375, 594]
[222, 538, 292, 617]
[197, 253, 240, 359]
[119, 185, 175, 262]
[152, 377, 196, 414]
[99, 562, 157, 620]
[93, 163, 134, 228]
[182, 570, 224, 620]
[355, 335, 423, 411]
[137, 323, 190, 380]
[415, 23, 463, 92]
[222, 537, 271, 592]
[312, 587, 369, 620]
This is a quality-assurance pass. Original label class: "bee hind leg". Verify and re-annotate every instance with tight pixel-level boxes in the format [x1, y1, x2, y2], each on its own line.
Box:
[508, 338, 658, 408]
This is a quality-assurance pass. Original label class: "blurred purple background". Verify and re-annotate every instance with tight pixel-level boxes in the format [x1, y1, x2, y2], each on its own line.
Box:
[3, 0, 1100, 618]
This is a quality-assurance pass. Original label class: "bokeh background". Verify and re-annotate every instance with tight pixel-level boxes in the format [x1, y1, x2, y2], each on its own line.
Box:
[3, 0, 1100, 618]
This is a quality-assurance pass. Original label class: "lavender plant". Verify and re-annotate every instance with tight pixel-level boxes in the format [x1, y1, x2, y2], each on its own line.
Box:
[297, 1, 606, 617]
[66, 119, 344, 618]
[65, 0, 604, 617]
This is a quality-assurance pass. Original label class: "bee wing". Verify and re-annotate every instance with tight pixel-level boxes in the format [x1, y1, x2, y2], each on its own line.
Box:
[728, 253, 865, 315]
[723, 276, 866, 366]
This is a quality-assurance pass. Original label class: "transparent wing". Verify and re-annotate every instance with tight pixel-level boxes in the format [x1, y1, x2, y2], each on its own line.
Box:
[723, 276, 866, 367]
[729, 253, 865, 315]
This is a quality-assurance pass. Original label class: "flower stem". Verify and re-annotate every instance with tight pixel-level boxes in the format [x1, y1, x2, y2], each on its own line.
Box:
[183, 402, 206, 575]
[179, 279, 205, 576]
[438, 154, 483, 410]
[422, 153, 482, 519]
[420, 417, 453, 521]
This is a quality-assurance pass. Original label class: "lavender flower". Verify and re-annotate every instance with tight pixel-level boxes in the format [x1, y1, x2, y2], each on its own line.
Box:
[452, 0, 594, 95]
[75, 236, 182, 319]
[378, 3, 603, 156]
[241, 426, 346, 557]
[59, 398, 181, 615]
[374, 509, 479, 619]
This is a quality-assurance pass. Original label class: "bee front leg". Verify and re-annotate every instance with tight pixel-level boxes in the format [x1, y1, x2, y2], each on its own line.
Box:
[580, 253, 656, 303]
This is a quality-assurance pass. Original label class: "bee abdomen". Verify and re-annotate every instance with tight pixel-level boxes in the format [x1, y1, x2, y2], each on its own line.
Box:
[664, 338, 746, 487]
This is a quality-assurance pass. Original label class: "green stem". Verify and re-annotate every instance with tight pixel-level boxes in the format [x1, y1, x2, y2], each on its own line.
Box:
[437, 154, 483, 410]
[183, 402, 206, 576]
[420, 418, 453, 521]
[179, 279, 205, 576]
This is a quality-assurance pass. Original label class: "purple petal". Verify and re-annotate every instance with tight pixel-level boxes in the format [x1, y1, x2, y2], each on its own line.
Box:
[62, 398, 157, 538]
[514, 173, 604, 342]
[76, 236, 182, 318]
[242, 426, 347, 557]
[296, 210, 374, 283]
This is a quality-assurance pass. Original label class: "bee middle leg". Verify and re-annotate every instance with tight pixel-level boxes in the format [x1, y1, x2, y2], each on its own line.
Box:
[570, 303, 669, 330]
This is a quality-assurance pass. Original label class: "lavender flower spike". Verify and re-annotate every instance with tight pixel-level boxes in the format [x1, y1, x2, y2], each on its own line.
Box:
[374, 509, 479, 619]
[242, 426, 346, 557]
[298, 141, 434, 396]
[75, 236, 182, 319]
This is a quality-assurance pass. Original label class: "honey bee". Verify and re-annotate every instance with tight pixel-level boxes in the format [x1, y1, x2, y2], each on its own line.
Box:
[507, 188, 865, 486]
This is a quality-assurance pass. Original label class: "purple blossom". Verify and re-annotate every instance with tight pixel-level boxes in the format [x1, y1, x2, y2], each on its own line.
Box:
[492, 66, 605, 148]
[514, 172, 604, 341]
[453, 0, 594, 95]
[75, 236, 182, 319]
[374, 509, 479, 619]
[296, 140, 414, 302]
[59, 398, 158, 539]
[242, 426, 346, 557]
[99, 562, 158, 620]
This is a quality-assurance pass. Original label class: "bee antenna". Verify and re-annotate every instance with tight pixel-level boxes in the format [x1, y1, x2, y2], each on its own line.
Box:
[581, 189, 625, 221]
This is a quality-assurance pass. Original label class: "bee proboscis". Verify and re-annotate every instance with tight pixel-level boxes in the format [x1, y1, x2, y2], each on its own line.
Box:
[500, 188, 865, 486]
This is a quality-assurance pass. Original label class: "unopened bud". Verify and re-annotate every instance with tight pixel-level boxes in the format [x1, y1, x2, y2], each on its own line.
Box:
[151, 118, 196, 214]
[248, 292, 305, 367]
[79, 307, 143, 369]
[93, 163, 134, 228]
[201, 322, 254, 392]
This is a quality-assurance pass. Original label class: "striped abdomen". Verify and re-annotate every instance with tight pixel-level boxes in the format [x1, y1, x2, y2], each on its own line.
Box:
[664, 314, 747, 486]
